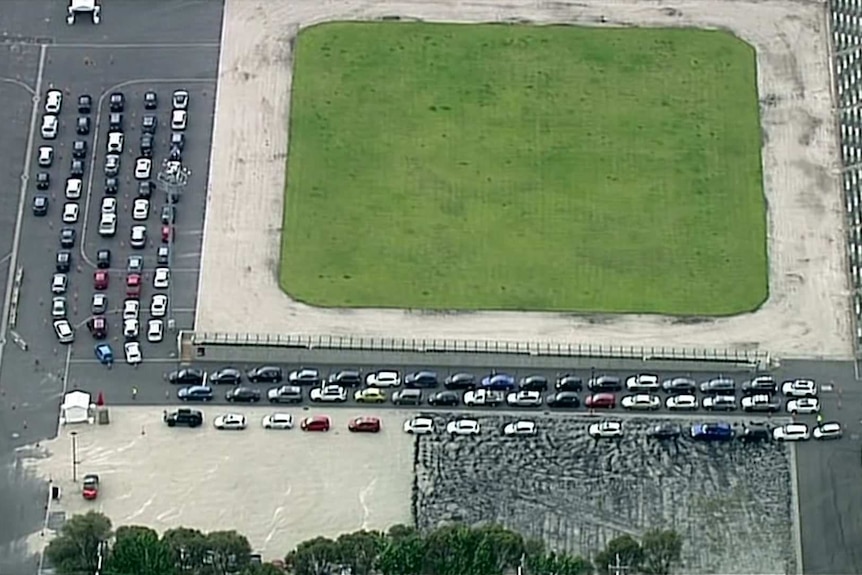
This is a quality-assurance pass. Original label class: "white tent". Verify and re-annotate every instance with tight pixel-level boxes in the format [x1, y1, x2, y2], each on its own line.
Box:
[61, 391, 92, 425]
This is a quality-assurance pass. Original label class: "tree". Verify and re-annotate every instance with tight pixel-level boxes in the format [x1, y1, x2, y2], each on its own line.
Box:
[593, 535, 643, 575]
[640, 529, 682, 575]
[45, 511, 112, 575]
[473, 524, 525, 574]
[243, 563, 285, 575]
[205, 530, 253, 575]
[335, 530, 385, 575]
[422, 523, 479, 575]
[162, 526, 209, 572]
[107, 525, 173, 575]
[525, 549, 593, 575]
[376, 529, 425, 575]
[285, 536, 337, 575]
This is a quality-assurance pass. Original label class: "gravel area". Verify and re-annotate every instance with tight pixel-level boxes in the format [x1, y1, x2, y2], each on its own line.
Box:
[414, 414, 796, 575]
[196, 0, 850, 360]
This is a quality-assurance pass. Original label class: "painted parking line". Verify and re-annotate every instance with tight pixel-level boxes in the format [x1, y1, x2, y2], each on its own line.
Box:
[69, 357, 178, 365]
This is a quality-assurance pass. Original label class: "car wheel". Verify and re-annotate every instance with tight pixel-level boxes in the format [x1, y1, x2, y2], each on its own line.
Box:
[167, 420, 176, 427]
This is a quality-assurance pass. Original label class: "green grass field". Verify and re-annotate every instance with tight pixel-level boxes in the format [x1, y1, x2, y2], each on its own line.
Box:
[280, 22, 767, 315]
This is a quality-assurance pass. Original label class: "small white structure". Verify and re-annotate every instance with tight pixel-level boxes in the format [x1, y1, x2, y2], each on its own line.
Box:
[60, 391, 92, 425]
[67, 0, 101, 25]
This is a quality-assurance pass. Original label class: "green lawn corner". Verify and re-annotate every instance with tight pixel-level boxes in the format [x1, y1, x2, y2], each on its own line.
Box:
[280, 22, 767, 315]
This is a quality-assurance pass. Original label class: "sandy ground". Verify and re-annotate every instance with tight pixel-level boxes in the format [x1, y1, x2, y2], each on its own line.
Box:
[195, 0, 851, 360]
[24, 407, 414, 561]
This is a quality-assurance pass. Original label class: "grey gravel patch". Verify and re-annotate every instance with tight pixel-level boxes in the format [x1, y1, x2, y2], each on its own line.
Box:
[414, 414, 795, 575]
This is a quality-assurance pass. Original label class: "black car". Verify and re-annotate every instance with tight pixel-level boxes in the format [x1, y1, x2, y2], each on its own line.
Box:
[35, 172, 50, 190]
[247, 365, 283, 383]
[169, 146, 182, 162]
[288, 368, 321, 385]
[741, 375, 777, 395]
[138, 181, 154, 198]
[77, 94, 92, 114]
[105, 177, 119, 194]
[168, 368, 206, 385]
[157, 246, 170, 265]
[662, 377, 696, 394]
[171, 132, 185, 150]
[519, 375, 548, 392]
[546, 391, 581, 408]
[32, 195, 48, 216]
[96, 249, 111, 269]
[76, 116, 90, 135]
[699, 378, 735, 394]
[226, 386, 261, 403]
[427, 391, 459, 406]
[59, 227, 76, 248]
[142, 115, 157, 134]
[55, 250, 71, 273]
[109, 92, 125, 112]
[140, 134, 154, 157]
[588, 376, 622, 392]
[108, 113, 123, 132]
[161, 205, 176, 224]
[555, 374, 583, 392]
[143, 91, 158, 110]
[739, 423, 771, 443]
[72, 140, 88, 159]
[444, 372, 476, 390]
[647, 423, 682, 439]
[327, 370, 362, 387]
[70, 160, 84, 178]
[164, 408, 202, 428]
[404, 371, 439, 389]
[210, 367, 243, 385]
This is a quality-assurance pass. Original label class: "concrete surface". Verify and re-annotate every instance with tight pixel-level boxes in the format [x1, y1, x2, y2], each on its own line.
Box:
[196, 0, 850, 360]
[28, 406, 413, 561]
[415, 413, 797, 574]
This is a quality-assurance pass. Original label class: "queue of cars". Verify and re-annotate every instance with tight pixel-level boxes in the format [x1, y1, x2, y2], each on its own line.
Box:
[35, 87, 191, 365]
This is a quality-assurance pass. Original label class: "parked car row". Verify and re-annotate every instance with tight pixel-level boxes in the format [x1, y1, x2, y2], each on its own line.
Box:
[162, 408, 380, 433]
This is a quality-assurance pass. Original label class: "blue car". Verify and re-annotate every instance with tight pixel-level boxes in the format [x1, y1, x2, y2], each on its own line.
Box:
[178, 385, 214, 401]
[690, 422, 734, 441]
[480, 373, 516, 391]
[94, 343, 114, 366]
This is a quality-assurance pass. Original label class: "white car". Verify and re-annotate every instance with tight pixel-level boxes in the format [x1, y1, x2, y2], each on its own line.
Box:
[621, 394, 660, 410]
[104, 154, 120, 176]
[506, 390, 542, 407]
[153, 267, 170, 289]
[309, 385, 347, 402]
[38, 146, 54, 167]
[130, 225, 147, 248]
[262, 413, 294, 430]
[503, 420, 537, 436]
[701, 395, 738, 411]
[150, 294, 168, 318]
[773, 423, 810, 441]
[132, 198, 150, 221]
[147, 319, 164, 343]
[446, 419, 481, 436]
[51, 296, 67, 319]
[171, 109, 188, 130]
[53, 319, 74, 344]
[134, 158, 152, 180]
[51, 273, 68, 294]
[123, 319, 139, 339]
[666, 394, 698, 411]
[101, 196, 117, 215]
[124, 341, 142, 365]
[45, 90, 63, 114]
[122, 299, 140, 320]
[403, 417, 435, 435]
[782, 379, 817, 398]
[107, 132, 124, 154]
[65, 178, 83, 199]
[41, 114, 58, 139]
[786, 398, 820, 414]
[813, 422, 843, 440]
[588, 421, 623, 439]
[625, 373, 660, 391]
[172, 89, 190, 110]
[98, 213, 117, 237]
[214, 413, 247, 430]
[61, 203, 79, 224]
[366, 370, 401, 388]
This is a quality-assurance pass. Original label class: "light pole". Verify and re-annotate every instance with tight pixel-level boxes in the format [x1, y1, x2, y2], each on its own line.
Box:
[155, 159, 191, 333]
[70, 431, 79, 482]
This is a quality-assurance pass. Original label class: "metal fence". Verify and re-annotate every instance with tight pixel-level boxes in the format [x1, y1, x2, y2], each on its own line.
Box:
[180, 331, 771, 367]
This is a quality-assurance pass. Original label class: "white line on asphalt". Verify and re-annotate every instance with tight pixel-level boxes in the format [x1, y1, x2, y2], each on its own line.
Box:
[165, 268, 200, 273]
[52, 42, 221, 50]
[0, 44, 46, 379]
[170, 308, 195, 313]
[173, 252, 201, 259]
[0, 77, 36, 96]
[60, 345, 72, 397]
[0, 253, 12, 266]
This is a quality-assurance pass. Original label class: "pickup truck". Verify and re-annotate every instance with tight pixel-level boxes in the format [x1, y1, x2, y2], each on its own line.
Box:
[463, 389, 504, 407]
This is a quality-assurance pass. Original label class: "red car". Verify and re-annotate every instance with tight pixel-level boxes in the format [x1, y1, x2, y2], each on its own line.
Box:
[348, 416, 381, 433]
[82, 474, 99, 500]
[300, 415, 330, 432]
[161, 225, 172, 243]
[126, 274, 142, 298]
[87, 315, 107, 339]
[585, 393, 616, 409]
[93, 270, 109, 290]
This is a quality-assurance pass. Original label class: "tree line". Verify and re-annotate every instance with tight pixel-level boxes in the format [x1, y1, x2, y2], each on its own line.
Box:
[45, 511, 683, 575]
